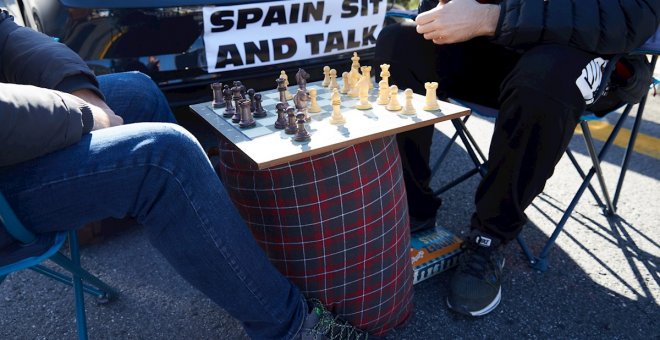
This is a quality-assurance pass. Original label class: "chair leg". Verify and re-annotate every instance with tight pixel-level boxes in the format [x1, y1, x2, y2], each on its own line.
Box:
[580, 121, 616, 215]
[67, 231, 89, 340]
[565, 148, 606, 208]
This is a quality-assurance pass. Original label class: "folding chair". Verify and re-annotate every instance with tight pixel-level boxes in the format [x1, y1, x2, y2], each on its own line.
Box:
[430, 31, 660, 272]
[0, 192, 117, 340]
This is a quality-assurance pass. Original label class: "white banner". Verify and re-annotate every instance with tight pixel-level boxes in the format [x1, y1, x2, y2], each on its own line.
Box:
[202, 0, 388, 73]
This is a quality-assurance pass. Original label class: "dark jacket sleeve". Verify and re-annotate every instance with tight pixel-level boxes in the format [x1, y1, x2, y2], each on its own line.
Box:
[0, 10, 103, 97]
[0, 83, 92, 167]
[495, 0, 660, 55]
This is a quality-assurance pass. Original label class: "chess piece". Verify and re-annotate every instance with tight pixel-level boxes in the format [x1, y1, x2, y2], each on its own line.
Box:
[376, 79, 390, 105]
[386, 85, 402, 111]
[247, 88, 257, 113]
[348, 71, 360, 98]
[238, 99, 256, 128]
[222, 85, 235, 118]
[294, 112, 311, 142]
[356, 75, 372, 110]
[380, 64, 390, 88]
[351, 52, 361, 71]
[253, 93, 267, 118]
[402, 88, 416, 115]
[329, 88, 345, 125]
[308, 88, 321, 113]
[231, 85, 243, 122]
[274, 102, 287, 129]
[423, 82, 440, 111]
[285, 107, 298, 134]
[294, 88, 308, 115]
[211, 82, 225, 109]
[295, 68, 309, 92]
[321, 66, 331, 87]
[361, 66, 373, 89]
[276, 77, 289, 107]
[340, 71, 350, 94]
[234, 81, 246, 99]
[280, 70, 293, 100]
[328, 69, 339, 90]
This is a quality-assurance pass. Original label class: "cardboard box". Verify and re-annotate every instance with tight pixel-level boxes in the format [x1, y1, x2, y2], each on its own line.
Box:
[410, 225, 463, 284]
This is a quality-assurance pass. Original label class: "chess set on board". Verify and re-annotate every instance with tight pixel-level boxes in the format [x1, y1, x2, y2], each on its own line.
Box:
[190, 52, 470, 169]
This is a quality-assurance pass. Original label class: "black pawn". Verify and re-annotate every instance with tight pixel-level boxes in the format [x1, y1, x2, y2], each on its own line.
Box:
[238, 100, 256, 128]
[274, 102, 287, 129]
[247, 89, 257, 113]
[284, 107, 297, 135]
[211, 82, 226, 108]
[294, 112, 311, 142]
[222, 86, 235, 118]
[253, 93, 267, 118]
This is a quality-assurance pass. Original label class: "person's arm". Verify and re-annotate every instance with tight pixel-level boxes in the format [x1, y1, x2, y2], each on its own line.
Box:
[495, 0, 660, 54]
[415, 0, 499, 45]
[0, 83, 94, 167]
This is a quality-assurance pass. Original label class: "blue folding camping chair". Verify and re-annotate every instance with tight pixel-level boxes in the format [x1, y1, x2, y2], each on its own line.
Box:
[0, 192, 117, 340]
[384, 8, 660, 272]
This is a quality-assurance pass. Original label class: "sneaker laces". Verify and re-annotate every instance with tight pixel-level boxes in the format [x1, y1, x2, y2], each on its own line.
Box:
[458, 234, 502, 282]
[306, 299, 369, 340]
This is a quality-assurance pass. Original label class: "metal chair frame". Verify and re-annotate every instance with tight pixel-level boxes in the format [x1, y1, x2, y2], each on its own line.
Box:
[0, 192, 117, 340]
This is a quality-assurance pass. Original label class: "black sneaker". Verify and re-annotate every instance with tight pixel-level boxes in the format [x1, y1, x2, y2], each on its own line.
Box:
[447, 230, 505, 316]
[409, 216, 436, 233]
[296, 299, 369, 340]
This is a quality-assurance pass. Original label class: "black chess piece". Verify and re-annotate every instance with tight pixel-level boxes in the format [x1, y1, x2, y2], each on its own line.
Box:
[276, 77, 289, 107]
[294, 112, 311, 142]
[247, 88, 256, 112]
[211, 82, 226, 109]
[284, 107, 297, 135]
[253, 93, 267, 118]
[274, 102, 287, 129]
[238, 99, 256, 128]
[231, 86, 242, 123]
[222, 86, 235, 118]
[295, 68, 309, 92]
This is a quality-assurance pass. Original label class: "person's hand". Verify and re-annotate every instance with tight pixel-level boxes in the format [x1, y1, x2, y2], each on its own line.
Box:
[71, 89, 123, 130]
[416, 0, 500, 45]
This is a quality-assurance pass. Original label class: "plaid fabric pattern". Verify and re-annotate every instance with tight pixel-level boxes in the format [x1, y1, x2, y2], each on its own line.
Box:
[218, 136, 413, 336]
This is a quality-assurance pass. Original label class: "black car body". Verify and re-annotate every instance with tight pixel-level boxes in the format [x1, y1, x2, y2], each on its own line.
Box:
[14, 0, 399, 107]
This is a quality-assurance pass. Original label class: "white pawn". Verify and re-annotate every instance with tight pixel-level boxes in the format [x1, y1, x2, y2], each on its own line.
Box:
[402, 88, 416, 115]
[340, 71, 350, 94]
[281, 70, 293, 100]
[328, 69, 340, 90]
[423, 81, 440, 111]
[321, 66, 331, 87]
[376, 79, 390, 105]
[386, 85, 402, 111]
[329, 88, 345, 125]
[380, 64, 390, 88]
[309, 88, 321, 113]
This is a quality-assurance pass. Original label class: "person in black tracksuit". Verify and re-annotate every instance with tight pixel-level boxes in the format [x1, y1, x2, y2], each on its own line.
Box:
[374, 0, 660, 316]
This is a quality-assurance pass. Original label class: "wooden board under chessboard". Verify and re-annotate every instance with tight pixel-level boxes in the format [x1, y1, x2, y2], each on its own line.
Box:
[190, 80, 470, 169]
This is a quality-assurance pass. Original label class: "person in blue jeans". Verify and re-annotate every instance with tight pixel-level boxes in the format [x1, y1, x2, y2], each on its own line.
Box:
[0, 10, 367, 340]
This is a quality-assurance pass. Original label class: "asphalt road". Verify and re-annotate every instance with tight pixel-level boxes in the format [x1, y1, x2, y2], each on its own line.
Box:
[1, 81, 659, 339]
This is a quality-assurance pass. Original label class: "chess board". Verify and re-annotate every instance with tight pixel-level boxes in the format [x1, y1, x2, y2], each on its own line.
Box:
[190, 80, 470, 169]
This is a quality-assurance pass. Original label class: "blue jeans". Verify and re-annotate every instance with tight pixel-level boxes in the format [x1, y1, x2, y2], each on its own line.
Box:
[0, 72, 306, 339]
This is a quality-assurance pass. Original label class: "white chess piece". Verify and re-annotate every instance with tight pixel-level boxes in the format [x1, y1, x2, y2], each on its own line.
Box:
[361, 66, 373, 89]
[329, 88, 346, 125]
[402, 88, 416, 115]
[340, 71, 350, 94]
[376, 79, 390, 105]
[386, 85, 402, 111]
[281, 70, 293, 100]
[351, 52, 361, 71]
[356, 75, 372, 110]
[380, 64, 390, 88]
[308, 88, 321, 113]
[328, 69, 340, 90]
[423, 81, 440, 111]
[321, 66, 331, 87]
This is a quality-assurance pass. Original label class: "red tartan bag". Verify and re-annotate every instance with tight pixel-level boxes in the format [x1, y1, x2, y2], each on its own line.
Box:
[218, 135, 413, 336]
